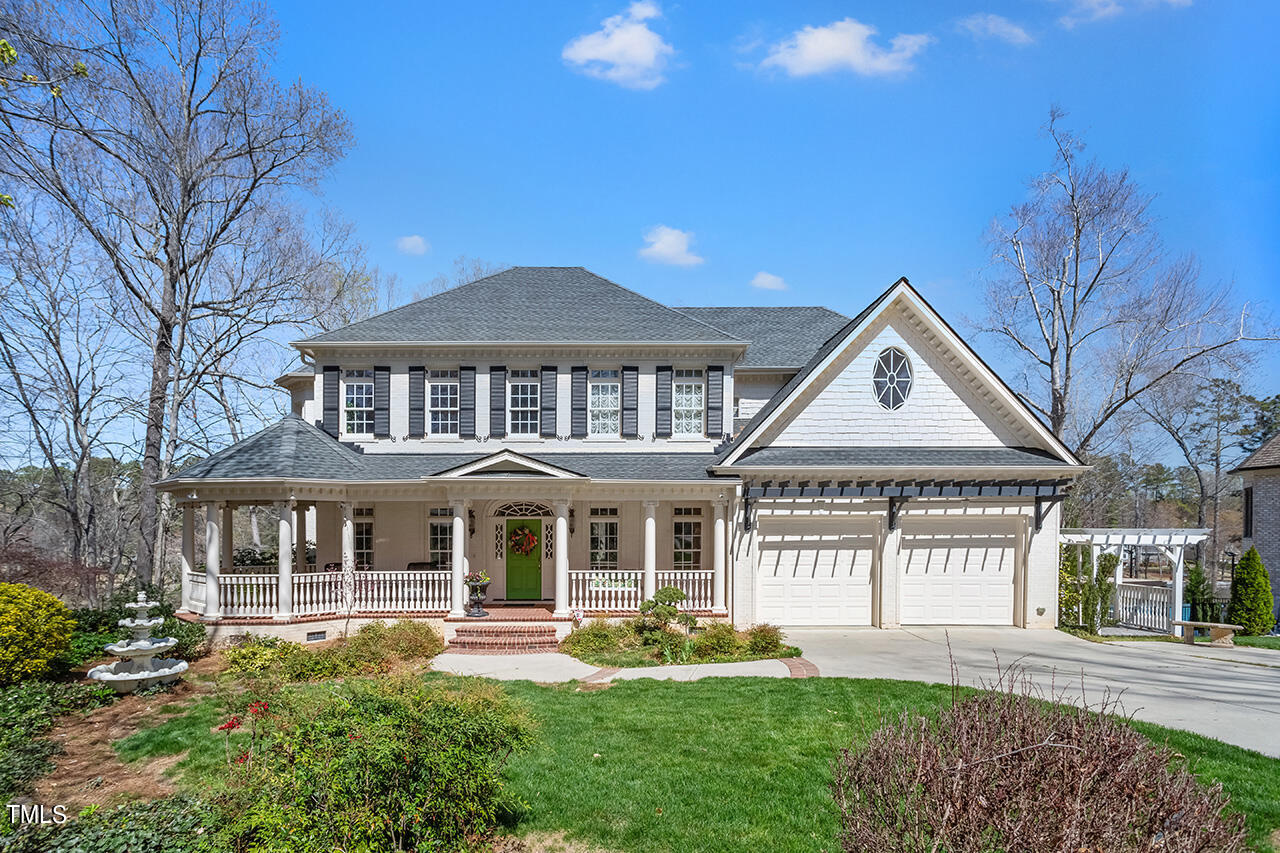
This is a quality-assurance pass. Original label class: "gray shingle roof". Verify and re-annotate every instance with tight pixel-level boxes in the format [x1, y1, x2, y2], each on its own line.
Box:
[298, 267, 742, 345]
[160, 416, 723, 483]
[1234, 432, 1280, 472]
[729, 446, 1072, 468]
[676, 306, 849, 369]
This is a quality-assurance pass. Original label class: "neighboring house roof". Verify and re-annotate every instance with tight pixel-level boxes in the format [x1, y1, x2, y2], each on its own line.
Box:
[1234, 432, 1280, 473]
[159, 416, 723, 484]
[675, 306, 850, 369]
[296, 267, 743, 347]
[716, 277, 1084, 469]
[727, 446, 1072, 469]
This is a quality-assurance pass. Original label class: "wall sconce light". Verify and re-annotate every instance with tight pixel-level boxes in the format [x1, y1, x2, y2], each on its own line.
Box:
[569, 507, 575, 535]
[467, 509, 476, 538]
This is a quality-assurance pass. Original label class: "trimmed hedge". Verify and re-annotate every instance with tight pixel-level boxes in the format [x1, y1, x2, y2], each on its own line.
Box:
[1228, 547, 1275, 636]
[0, 583, 75, 685]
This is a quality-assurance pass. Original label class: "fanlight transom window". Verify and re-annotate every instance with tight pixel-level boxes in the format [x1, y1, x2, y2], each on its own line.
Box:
[872, 347, 913, 410]
[493, 501, 553, 518]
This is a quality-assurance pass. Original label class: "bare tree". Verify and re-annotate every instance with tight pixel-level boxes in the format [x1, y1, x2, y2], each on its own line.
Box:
[0, 0, 353, 584]
[420, 255, 509, 298]
[980, 108, 1274, 454]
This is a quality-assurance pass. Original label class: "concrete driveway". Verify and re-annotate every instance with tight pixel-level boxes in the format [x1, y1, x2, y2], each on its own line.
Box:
[786, 627, 1280, 757]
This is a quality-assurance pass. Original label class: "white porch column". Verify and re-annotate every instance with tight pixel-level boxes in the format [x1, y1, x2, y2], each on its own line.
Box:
[712, 500, 728, 614]
[1171, 547, 1186, 638]
[449, 500, 467, 617]
[295, 504, 307, 570]
[880, 519, 902, 628]
[340, 501, 355, 614]
[275, 501, 294, 621]
[642, 500, 658, 601]
[1113, 545, 1124, 588]
[179, 504, 194, 612]
[553, 499, 570, 616]
[203, 501, 223, 620]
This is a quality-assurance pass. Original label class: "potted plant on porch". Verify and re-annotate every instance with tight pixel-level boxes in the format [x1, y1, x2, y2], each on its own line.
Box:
[464, 570, 491, 618]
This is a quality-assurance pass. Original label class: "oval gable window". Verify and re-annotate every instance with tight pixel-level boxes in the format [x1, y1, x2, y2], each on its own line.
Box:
[872, 347, 912, 410]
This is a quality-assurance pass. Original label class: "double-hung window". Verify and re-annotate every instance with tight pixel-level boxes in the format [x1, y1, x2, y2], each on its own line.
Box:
[344, 369, 375, 435]
[673, 369, 705, 436]
[429, 369, 460, 435]
[353, 507, 374, 569]
[428, 507, 452, 570]
[509, 369, 539, 435]
[589, 369, 621, 436]
[589, 507, 619, 571]
[673, 506, 702, 570]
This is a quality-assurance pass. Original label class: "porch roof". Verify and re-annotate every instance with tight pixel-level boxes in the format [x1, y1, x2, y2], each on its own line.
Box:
[724, 445, 1074, 469]
[158, 415, 727, 486]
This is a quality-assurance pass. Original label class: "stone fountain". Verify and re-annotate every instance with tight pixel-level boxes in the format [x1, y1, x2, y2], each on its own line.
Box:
[87, 593, 189, 693]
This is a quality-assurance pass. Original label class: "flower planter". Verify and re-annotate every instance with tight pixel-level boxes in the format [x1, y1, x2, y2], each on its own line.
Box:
[465, 581, 491, 618]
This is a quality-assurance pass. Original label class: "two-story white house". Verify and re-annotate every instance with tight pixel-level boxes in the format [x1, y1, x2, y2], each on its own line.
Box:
[160, 267, 1083, 633]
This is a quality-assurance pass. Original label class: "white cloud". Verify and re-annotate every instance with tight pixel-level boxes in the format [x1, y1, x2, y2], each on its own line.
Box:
[1058, 0, 1190, 29]
[958, 13, 1034, 45]
[562, 1, 674, 90]
[761, 18, 933, 77]
[750, 271, 787, 291]
[395, 234, 429, 256]
[638, 225, 703, 266]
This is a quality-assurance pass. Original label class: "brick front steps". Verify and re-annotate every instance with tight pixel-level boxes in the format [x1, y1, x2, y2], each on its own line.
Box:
[447, 623, 560, 655]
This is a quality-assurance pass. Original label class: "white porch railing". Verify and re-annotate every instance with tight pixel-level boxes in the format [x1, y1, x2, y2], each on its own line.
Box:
[353, 571, 451, 612]
[186, 572, 206, 611]
[657, 570, 714, 610]
[218, 572, 278, 618]
[569, 570, 643, 611]
[1114, 582, 1172, 632]
[293, 571, 345, 616]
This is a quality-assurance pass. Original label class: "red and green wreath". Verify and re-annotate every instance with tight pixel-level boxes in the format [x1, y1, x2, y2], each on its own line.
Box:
[508, 525, 538, 557]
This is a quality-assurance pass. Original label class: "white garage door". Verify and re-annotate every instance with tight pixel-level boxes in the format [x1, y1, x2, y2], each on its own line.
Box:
[756, 521, 873, 626]
[900, 531, 1015, 625]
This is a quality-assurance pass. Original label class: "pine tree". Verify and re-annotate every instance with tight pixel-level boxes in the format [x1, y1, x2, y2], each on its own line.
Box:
[1227, 547, 1275, 636]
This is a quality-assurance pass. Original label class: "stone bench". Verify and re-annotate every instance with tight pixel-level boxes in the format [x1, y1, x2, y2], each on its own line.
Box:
[1171, 620, 1245, 647]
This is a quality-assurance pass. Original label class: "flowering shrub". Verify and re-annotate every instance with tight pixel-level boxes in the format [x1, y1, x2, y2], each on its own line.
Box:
[212, 676, 534, 852]
[0, 582, 76, 684]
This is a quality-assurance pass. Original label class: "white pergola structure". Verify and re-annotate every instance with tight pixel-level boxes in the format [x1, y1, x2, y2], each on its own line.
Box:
[1060, 528, 1210, 637]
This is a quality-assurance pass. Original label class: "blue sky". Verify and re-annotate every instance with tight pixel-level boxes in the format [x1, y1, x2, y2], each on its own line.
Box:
[268, 0, 1279, 394]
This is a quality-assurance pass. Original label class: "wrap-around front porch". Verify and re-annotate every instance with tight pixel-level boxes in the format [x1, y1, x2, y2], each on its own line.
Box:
[176, 487, 731, 622]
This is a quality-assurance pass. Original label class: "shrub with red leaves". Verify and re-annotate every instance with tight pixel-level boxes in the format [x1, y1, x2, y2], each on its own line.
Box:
[832, 665, 1247, 853]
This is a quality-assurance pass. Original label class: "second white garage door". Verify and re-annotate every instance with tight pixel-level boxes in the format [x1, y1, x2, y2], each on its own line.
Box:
[756, 521, 874, 626]
[900, 531, 1015, 625]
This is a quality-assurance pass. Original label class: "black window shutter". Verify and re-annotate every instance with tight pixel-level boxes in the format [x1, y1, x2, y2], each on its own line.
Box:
[459, 366, 476, 439]
[571, 366, 588, 438]
[373, 366, 391, 438]
[1244, 487, 1254, 539]
[706, 366, 724, 438]
[540, 366, 558, 437]
[408, 366, 425, 438]
[489, 366, 507, 438]
[622, 366, 638, 438]
[322, 366, 340, 436]
[655, 365, 672, 438]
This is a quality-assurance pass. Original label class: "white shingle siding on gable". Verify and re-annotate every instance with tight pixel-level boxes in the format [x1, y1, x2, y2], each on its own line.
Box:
[768, 313, 1022, 448]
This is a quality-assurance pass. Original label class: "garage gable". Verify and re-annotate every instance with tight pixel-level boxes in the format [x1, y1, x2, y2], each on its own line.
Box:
[719, 279, 1080, 466]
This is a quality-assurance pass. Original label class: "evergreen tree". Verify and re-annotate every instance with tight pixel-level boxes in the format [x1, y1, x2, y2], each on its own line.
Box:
[1227, 547, 1275, 635]
[1183, 562, 1214, 623]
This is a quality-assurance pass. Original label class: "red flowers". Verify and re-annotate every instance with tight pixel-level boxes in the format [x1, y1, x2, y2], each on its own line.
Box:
[217, 715, 242, 731]
[248, 701, 269, 717]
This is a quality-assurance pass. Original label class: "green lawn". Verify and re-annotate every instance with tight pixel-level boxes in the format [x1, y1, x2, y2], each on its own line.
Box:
[1231, 635, 1280, 651]
[117, 675, 1280, 853]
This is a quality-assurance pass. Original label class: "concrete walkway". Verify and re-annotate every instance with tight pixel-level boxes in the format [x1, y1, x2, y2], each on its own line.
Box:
[790, 627, 1280, 757]
[430, 628, 1280, 757]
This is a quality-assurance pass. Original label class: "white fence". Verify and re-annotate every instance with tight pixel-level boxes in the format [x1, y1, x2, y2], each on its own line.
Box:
[657, 570, 714, 610]
[1114, 582, 1173, 632]
[569, 570, 643, 611]
[191, 569, 452, 618]
[218, 572, 278, 618]
[352, 571, 451, 612]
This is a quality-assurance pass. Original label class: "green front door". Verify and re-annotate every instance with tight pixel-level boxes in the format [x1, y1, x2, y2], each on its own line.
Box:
[505, 519, 543, 600]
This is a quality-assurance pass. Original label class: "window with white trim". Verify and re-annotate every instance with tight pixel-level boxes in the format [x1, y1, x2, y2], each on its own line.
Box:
[589, 507, 618, 571]
[673, 369, 704, 436]
[429, 369, 459, 435]
[673, 506, 702, 570]
[509, 369, 539, 435]
[872, 347, 913, 410]
[353, 506, 374, 569]
[589, 369, 620, 436]
[428, 507, 452, 570]
[344, 369, 374, 435]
